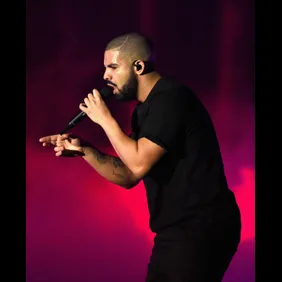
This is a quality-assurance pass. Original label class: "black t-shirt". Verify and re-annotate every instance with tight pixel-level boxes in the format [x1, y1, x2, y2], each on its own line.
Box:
[130, 77, 240, 233]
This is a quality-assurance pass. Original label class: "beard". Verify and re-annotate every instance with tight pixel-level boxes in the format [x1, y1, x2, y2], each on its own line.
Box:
[114, 71, 138, 102]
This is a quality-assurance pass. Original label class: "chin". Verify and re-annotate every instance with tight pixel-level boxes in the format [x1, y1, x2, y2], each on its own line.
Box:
[113, 88, 119, 95]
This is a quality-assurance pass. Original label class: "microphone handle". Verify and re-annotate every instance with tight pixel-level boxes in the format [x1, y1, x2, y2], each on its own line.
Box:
[59, 86, 113, 135]
[60, 111, 86, 135]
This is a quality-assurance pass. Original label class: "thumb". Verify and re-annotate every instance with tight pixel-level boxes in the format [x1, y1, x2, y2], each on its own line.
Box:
[64, 138, 79, 150]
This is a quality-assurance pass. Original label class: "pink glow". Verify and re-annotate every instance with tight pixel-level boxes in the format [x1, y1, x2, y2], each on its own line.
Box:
[233, 168, 255, 241]
[26, 0, 254, 280]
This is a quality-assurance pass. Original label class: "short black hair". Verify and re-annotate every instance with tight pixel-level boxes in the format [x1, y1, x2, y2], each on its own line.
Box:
[105, 32, 155, 63]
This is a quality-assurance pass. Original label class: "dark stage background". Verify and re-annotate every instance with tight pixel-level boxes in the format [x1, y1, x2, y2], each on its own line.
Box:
[26, 0, 254, 281]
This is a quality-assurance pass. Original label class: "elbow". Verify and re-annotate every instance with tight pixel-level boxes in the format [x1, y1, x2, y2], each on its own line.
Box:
[131, 165, 148, 180]
[120, 178, 140, 189]
[121, 183, 136, 189]
[120, 172, 142, 189]
[117, 166, 143, 189]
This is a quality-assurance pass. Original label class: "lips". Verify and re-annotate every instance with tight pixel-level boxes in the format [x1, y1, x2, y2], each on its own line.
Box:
[107, 83, 116, 88]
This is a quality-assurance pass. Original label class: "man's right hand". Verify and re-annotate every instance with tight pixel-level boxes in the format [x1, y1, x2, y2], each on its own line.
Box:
[39, 133, 84, 157]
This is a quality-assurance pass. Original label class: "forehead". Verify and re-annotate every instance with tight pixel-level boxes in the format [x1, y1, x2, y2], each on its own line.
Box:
[104, 50, 128, 66]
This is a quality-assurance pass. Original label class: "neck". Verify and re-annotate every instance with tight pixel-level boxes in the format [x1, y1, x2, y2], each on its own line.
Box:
[137, 72, 162, 103]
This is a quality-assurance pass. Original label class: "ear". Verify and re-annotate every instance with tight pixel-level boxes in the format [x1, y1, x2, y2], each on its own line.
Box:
[133, 60, 145, 74]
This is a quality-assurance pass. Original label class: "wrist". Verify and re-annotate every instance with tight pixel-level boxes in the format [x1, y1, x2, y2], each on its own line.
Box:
[80, 146, 90, 156]
[100, 114, 116, 131]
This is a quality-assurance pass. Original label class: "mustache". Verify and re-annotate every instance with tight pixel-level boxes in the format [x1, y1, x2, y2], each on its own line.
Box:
[106, 80, 117, 87]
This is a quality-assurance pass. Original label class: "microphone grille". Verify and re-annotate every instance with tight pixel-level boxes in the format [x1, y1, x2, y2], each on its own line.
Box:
[100, 86, 114, 100]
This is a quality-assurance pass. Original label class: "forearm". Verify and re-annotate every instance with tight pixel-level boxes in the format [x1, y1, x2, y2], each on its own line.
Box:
[101, 117, 143, 176]
[81, 146, 139, 189]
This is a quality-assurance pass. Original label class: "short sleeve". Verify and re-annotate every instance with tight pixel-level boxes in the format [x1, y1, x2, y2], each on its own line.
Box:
[129, 132, 137, 140]
[138, 92, 185, 151]
[129, 107, 139, 140]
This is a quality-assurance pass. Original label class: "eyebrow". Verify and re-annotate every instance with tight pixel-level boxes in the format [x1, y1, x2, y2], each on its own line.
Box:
[106, 63, 119, 68]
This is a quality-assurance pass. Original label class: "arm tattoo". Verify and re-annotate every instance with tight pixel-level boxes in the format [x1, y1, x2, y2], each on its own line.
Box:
[112, 157, 126, 179]
[93, 149, 110, 164]
[93, 149, 126, 180]
[113, 157, 125, 168]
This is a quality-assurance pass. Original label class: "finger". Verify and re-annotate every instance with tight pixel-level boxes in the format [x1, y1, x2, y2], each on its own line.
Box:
[39, 135, 57, 143]
[42, 142, 54, 147]
[63, 138, 75, 147]
[39, 134, 70, 147]
[93, 89, 101, 100]
[55, 151, 62, 157]
[40, 138, 56, 146]
[54, 146, 68, 157]
[60, 139, 80, 151]
[84, 96, 91, 107]
[88, 92, 95, 102]
[56, 138, 65, 145]
[79, 103, 87, 112]
[39, 136, 49, 142]
[54, 146, 64, 152]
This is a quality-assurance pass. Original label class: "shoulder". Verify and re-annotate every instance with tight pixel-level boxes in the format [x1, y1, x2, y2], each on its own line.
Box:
[148, 78, 196, 111]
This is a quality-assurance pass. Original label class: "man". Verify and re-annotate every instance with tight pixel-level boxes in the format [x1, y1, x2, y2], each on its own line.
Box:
[39, 32, 241, 282]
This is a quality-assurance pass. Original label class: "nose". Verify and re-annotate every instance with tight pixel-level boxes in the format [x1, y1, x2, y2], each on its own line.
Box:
[103, 69, 111, 81]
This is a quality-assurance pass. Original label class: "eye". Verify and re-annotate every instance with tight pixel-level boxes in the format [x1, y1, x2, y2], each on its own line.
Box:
[107, 64, 118, 70]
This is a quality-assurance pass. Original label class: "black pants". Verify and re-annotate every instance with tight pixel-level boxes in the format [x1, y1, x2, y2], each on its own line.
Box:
[145, 212, 241, 282]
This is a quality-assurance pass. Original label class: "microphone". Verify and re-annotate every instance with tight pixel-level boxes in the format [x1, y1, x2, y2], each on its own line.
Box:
[60, 86, 113, 135]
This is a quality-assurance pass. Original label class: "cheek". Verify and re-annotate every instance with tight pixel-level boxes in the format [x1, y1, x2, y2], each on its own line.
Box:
[116, 70, 130, 87]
